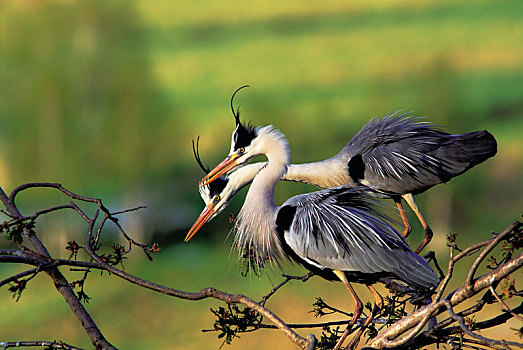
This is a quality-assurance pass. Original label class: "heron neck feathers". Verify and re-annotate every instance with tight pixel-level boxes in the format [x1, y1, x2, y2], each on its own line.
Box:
[235, 126, 289, 264]
[285, 158, 352, 188]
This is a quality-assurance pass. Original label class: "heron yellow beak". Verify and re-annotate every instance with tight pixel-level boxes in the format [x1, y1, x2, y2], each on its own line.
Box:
[200, 153, 240, 186]
[185, 202, 216, 242]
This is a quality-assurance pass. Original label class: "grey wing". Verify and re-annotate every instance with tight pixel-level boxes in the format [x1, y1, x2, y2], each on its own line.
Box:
[340, 113, 449, 194]
[282, 187, 409, 274]
[280, 186, 438, 289]
[359, 134, 446, 194]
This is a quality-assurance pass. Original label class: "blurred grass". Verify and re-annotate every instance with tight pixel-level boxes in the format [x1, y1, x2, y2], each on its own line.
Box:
[1, 0, 522, 348]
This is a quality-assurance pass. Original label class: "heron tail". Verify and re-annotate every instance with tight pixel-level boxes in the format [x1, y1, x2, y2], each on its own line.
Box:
[431, 130, 497, 182]
[447, 130, 497, 168]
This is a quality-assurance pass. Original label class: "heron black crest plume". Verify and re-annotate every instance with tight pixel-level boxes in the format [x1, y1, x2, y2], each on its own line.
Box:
[192, 136, 209, 174]
[230, 85, 256, 151]
[193, 136, 230, 199]
[231, 85, 250, 125]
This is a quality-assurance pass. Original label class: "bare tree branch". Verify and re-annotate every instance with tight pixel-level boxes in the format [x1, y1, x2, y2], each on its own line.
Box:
[2, 182, 521, 350]
[2, 183, 318, 349]
[489, 281, 523, 322]
[0, 340, 83, 349]
[0, 185, 116, 350]
[367, 220, 523, 349]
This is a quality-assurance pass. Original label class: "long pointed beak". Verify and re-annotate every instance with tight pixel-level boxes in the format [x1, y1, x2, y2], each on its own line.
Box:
[200, 154, 239, 186]
[185, 203, 216, 242]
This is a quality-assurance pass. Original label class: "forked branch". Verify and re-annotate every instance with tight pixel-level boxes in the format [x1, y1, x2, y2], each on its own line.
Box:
[1, 183, 521, 350]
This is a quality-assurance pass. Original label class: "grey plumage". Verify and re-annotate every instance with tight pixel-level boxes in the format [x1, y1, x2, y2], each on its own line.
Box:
[189, 97, 496, 348]
[189, 122, 439, 348]
[276, 186, 438, 291]
[190, 126, 439, 291]
[201, 109, 497, 253]
[341, 113, 497, 195]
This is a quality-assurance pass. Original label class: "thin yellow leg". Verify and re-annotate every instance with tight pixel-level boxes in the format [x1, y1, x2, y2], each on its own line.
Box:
[347, 284, 384, 349]
[333, 270, 363, 350]
[367, 284, 383, 310]
[394, 198, 412, 238]
[402, 193, 434, 254]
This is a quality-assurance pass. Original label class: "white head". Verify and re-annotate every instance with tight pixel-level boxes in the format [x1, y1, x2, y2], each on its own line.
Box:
[201, 86, 289, 186]
[185, 140, 265, 242]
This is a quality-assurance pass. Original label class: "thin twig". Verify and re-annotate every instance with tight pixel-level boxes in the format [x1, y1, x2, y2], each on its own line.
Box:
[423, 250, 446, 279]
[9, 183, 109, 211]
[256, 316, 392, 329]
[465, 224, 518, 289]
[489, 279, 523, 322]
[28, 204, 78, 220]
[260, 273, 313, 306]
[435, 244, 456, 301]
[111, 205, 147, 215]
[444, 299, 522, 349]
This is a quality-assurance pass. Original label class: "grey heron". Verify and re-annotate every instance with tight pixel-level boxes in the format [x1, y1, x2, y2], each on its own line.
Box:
[186, 128, 439, 348]
[200, 88, 497, 254]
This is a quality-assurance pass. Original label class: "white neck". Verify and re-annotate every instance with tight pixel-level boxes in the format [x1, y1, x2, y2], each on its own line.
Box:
[227, 162, 266, 190]
[284, 157, 352, 188]
[235, 126, 290, 263]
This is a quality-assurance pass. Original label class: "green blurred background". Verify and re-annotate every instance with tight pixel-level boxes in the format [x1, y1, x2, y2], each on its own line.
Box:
[1, 0, 522, 348]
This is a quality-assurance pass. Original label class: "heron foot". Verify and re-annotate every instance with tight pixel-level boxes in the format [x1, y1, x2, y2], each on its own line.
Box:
[415, 226, 434, 254]
[346, 304, 381, 350]
[333, 302, 363, 350]
[402, 224, 412, 238]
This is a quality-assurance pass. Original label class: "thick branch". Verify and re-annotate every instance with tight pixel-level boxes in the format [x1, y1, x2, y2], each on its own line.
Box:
[84, 244, 315, 349]
[367, 250, 523, 349]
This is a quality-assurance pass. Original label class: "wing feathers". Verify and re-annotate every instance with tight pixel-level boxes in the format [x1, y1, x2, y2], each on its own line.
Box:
[280, 185, 438, 289]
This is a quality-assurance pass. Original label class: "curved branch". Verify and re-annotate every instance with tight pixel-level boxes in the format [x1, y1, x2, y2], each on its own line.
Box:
[444, 299, 522, 348]
[465, 223, 517, 288]
[489, 281, 523, 322]
[9, 183, 108, 211]
[83, 242, 315, 348]
[0, 185, 116, 350]
[368, 250, 523, 349]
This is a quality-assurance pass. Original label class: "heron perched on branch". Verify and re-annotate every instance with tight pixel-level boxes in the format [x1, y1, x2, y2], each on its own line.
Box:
[200, 86, 497, 253]
[186, 128, 439, 348]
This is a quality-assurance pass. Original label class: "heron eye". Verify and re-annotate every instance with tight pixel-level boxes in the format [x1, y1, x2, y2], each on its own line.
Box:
[214, 195, 220, 202]
[238, 147, 245, 155]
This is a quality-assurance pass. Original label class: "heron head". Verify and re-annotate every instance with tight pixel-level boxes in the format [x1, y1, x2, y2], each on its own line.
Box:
[185, 176, 233, 242]
[200, 85, 259, 186]
[186, 137, 243, 242]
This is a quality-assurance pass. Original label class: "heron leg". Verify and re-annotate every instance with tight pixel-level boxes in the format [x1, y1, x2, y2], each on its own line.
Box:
[333, 270, 363, 350]
[394, 197, 411, 237]
[402, 193, 434, 254]
[346, 285, 383, 349]
[367, 284, 384, 310]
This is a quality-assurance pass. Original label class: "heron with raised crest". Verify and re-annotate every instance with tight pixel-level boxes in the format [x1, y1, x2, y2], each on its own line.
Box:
[199, 86, 497, 253]
[186, 130, 439, 348]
